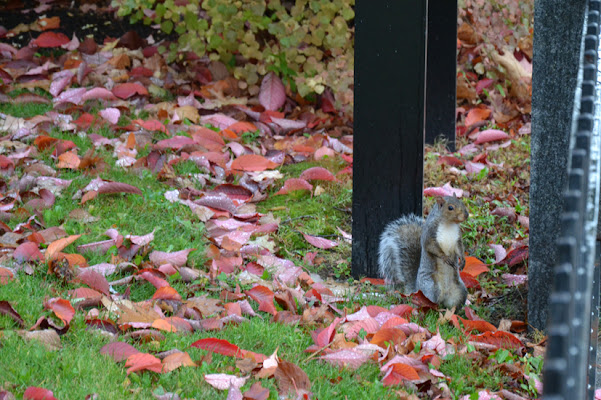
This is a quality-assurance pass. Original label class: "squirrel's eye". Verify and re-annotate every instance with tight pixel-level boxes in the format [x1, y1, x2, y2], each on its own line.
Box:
[448, 205, 454, 211]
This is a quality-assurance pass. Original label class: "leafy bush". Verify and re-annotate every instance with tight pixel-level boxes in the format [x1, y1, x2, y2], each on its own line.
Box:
[113, 0, 355, 113]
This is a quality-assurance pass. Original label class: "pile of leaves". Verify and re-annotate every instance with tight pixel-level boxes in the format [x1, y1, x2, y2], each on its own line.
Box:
[0, 1, 556, 399]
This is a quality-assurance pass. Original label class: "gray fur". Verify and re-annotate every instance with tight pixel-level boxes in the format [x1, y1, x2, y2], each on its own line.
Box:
[417, 198, 467, 309]
[378, 214, 423, 293]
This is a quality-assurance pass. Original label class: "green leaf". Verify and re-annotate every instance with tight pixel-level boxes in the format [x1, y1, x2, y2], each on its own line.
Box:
[161, 20, 174, 34]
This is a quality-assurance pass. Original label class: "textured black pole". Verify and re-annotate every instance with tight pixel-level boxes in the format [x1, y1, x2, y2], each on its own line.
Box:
[425, 0, 458, 151]
[352, 0, 427, 279]
[529, 0, 586, 332]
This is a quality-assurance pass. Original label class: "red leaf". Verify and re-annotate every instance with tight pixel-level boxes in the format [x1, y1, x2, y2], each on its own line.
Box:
[189, 337, 244, 358]
[302, 233, 338, 249]
[259, 72, 286, 111]
[113, 83, 148, 99]
[231, 154, 279, 171]
[149, 248, 195, 268]
[453, 315, 497, 333]
[245, 285, 277, 316]
[45, 298, 75, 324]
[76, 269, 110, 296]
[470, 330, 523, 350]
[465, 108, 491, 126]
[437, 156, 464, 167]
[133, 118, 168, 134]
[275, 178, 313, 195]
[227, 121, 257, 134]
[125, 352, 163, 374]
[13, 242, 43, 262]
[299, 166, 337, 182]
[212, 184, 253, 202]
[389, 304, 414, 318]
[504, 245, 529, 266]
[34, 32, 70, 48]
[69, 287, 102, 300]
[100, 341, 140, 362]
[460, 271, 480, 289]
[23, 387, 57, 400]
[139, 270, 170, 289]
[382, 363, 420, 386]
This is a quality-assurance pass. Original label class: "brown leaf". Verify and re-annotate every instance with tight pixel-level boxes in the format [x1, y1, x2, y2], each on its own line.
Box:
[56, 151, 80, 169]
[20, 329, 61, 351]
[0, 300, 24, 327]
[243, 382, 270, 400]
[98, 182, 142, 196]
[161, 351, 196, 373]
[274, 360, 311, 397]
[0, 266, 14, 284]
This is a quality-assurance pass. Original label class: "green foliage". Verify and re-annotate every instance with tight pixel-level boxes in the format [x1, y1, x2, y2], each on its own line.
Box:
[113, 0, 355, 112]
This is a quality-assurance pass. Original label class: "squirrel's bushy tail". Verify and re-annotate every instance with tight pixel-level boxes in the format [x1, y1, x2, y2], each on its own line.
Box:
[377, 214, 423, 293]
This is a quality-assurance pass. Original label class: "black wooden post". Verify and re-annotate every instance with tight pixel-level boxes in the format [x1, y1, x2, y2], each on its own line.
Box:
[425, 0, 458, 151]
[352, 0, 427, 279]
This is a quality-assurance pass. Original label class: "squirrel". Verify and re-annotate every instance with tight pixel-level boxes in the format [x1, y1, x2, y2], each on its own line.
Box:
[378, 195, 469, 309]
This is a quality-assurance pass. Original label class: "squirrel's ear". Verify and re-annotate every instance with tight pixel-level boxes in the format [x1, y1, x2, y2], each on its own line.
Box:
[452, 192, 457, 198]
[436, 196, 445, 206]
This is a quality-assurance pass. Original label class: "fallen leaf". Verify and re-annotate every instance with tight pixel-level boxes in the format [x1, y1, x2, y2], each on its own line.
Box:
[100, 341, 140, 362]
[274, 360, 311, 397]
[0, 300, 24, 327]
[23, 387, 57, 400]
[45, 298, 75, 324]
[462, 257, 489, 277]
[299, 167, 337, 182]
[125, 352, 163, 374]
[113, 83, 149, 99]
[245, 285, 277, 316]
[162, 351, 196, 373]
[34, 32, 70, 47]
[259, 72, 286, 111]
[275, 178, 313, 195]
[45, 234, 81, 261]
[190, 338, 244, 358]
[231, 154, 279, 172]
[302, 233, 338, 249]
[382, 363, 421, 386]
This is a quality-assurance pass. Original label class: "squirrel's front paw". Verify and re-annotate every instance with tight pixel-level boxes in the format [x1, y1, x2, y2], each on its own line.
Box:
[458, 256, 466, 269]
